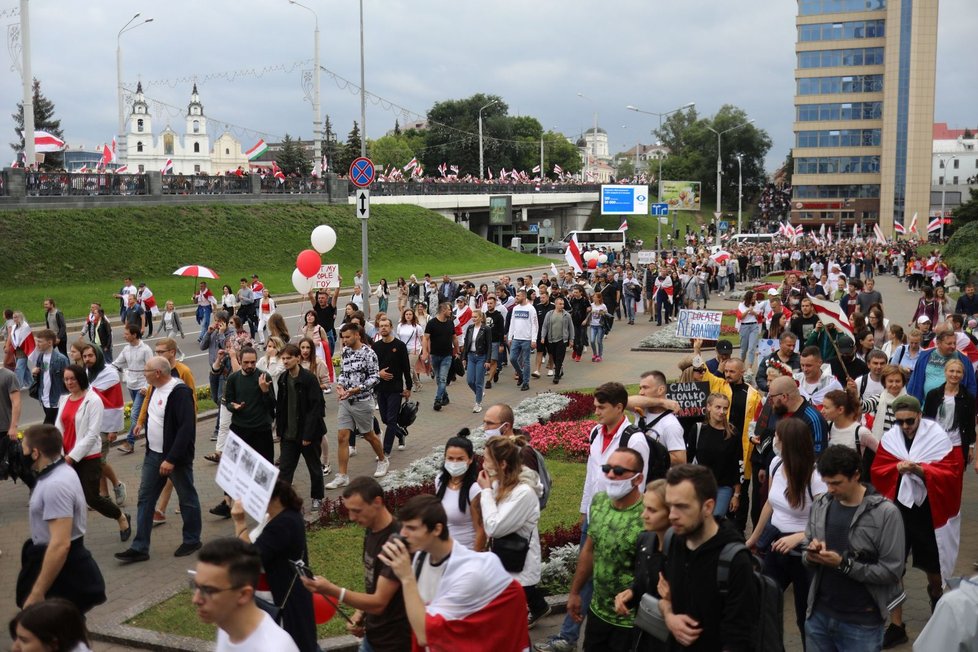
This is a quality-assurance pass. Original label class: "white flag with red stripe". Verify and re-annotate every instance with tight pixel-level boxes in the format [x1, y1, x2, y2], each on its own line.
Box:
[33, 130, 65, 152]
[564, 234, 584, 274]
[140, 288, 160, 316]
[873, 223, 887, 244]
[402, 157, 418, 172]
[894, 221, 906, 235]
[453, 304, 472, 336]
[908, 212, 919, 235]
[808, 295, 854, 338]
[618, 219, 628, 231]
[710, 250, 731, 265]
[90, 366, 125, 433]
[115, 164, 128, 174]
[653, 274, 674, 304]
[927, 216, 942, 233]
[161, 158, 173, 174]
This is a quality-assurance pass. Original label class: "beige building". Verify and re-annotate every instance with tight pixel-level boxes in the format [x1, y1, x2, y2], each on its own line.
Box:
[791, 0, 938, 237]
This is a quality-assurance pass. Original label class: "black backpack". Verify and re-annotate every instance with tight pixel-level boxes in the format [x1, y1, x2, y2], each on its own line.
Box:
[664, 530, 784, 652]
[590, 422, 671, 482]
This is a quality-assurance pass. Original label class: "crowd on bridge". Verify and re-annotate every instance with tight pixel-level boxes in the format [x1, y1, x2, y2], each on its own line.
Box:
[3, 231, 978, 651]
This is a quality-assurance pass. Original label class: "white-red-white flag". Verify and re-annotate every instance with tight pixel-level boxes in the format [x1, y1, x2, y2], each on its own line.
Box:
[161, 158, 173, 174]
[618, 219, 628, 231]
[808, 295, 854, 337]
[34, 130, 65, 152]
[564, 234, 584, 274]
[402, 157, 418, 172]
[115, 164, 128, 174]
[453, 304, 472, 336]
[553, 163, 563, 175]
[894, 221, 906, 235]
[710, 250, 731, 265]
[908, 212, 919, 235]
[873, 223, 887, 244]
[927, 216, 942, 233]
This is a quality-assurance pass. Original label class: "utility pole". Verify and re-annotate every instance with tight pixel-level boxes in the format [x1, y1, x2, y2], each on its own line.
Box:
[359, 0, 370, 318]
[21, 0, 34, 167]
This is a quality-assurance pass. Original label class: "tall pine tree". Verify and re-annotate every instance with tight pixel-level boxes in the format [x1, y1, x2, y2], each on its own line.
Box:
[11, 78, 64, 169]
[335, 121, 362, 175]
[276, 134, 311, 176]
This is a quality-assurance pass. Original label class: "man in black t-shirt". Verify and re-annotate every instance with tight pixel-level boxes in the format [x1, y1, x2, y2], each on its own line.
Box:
[300, 477, 410, 652]
[309, 285, 341, 351]
[422, 302, 458, 411]
[483, 295, 506, 389]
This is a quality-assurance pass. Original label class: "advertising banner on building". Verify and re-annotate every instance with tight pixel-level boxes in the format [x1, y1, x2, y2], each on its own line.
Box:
[661, 181, 702, 211]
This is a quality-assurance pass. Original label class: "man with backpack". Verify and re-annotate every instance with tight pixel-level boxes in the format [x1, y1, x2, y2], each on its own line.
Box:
[659, 464, 760, 651]
[629, 370, 686, 469]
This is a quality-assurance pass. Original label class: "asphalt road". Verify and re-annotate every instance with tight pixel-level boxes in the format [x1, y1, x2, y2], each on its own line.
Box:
[15, 264, 556, 426]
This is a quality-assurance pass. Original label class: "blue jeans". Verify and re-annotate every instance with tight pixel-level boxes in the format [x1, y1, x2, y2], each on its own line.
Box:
[589, 326, 604, 358]
[131, 449, 201, 554]
[195, 305, 212, 331]
[510, 339, 532, 387]
[358, 638, 376, 652]
[805, 609, 884, 652]
[740, 322, 761, 367]
[623, 293, 636, 321]
[209, 372, 226, 435]
[14, 356, 31, 388]
[466, 352, 487, 404]
[127, 388, 146, 445]
[429, 354, 452, 402]
[714, 485, 734, 516]
[557, 520, 593, 644]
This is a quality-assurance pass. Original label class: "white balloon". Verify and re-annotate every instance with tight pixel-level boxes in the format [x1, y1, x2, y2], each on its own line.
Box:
[584, 251, 599, 261]
[311, 225, 338, 254]
[598, 254, 608, 264]
[292, 268, 313, 294]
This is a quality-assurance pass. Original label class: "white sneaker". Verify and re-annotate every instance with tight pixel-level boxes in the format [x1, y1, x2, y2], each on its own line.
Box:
[349, 446, 358, 457]
[546, 369, 554, 376]
[310, 498, 323, 512]
[397, 443, 406, 450]
[321, 463, 332, 477]
[325, 475, 350, 490]
[374, 458, 390, 477]
[473, 403, 482, 413]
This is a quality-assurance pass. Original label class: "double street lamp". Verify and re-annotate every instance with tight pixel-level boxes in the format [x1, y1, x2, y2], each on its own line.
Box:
[707, 119, 753, 242]
[288, 1, 321, 170]
[936, 153, 957, 241]
[117, 13, 154, 164]
[626, 102, 695, 249]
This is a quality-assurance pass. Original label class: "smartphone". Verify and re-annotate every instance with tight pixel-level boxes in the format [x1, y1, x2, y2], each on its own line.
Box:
[804, 546, 822, 553]
[291, 559, 315, 579]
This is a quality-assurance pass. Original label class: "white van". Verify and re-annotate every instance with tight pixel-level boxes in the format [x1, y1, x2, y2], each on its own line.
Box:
[728, 233, 776, 246]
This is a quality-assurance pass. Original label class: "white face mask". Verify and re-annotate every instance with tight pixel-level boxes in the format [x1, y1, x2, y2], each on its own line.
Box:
[601, 476, 636, 500]
[484, 426, 503, 439]
[444, 461, 469, 478]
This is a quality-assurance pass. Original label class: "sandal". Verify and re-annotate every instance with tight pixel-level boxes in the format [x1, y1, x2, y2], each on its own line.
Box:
[204, 453, 221, 464]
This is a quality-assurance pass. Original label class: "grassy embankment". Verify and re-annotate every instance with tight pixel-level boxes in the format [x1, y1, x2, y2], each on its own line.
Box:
[0, 203, 538, 322]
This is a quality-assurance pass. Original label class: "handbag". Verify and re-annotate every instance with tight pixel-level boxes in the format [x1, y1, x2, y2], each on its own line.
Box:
[28, 373, 41, 400]
[634, 593, 670, 642]
[489, 531, 530, 573]
[254, 561, 301, 624]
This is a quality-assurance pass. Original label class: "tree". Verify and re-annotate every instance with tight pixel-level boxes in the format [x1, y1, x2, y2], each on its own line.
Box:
[334, 121, 362, 176]
[422, 93, 506, 176]
[11, 78, 64, 169]
[655, 104, 772, 211]
[369, 133, 418, 172]
[951, 187, 978, 231]
[276, 134, 311, 175]
[393, 120, 401, 136]
[322, 115, 341, 173]
[615, 158, 636, 180]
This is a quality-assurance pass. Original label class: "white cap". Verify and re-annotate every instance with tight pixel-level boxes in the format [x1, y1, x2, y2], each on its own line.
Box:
[767, 288, 779, 296]
[916, 315, 931, 323]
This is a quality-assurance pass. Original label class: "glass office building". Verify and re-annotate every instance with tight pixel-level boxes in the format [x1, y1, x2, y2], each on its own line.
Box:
[792, 0, 938, 236]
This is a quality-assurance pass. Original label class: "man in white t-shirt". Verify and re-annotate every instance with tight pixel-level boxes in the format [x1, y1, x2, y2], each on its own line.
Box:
[629, 370, 686, 465]
[192, 537, 298, 652]
[854, 350, 887, 402]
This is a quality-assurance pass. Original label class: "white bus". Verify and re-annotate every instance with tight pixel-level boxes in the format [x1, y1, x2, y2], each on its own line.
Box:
[559, 229, 627, 253]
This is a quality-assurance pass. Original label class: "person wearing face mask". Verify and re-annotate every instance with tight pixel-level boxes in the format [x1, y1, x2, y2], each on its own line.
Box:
[565, 448, 646, 650]
[478, 436, 548, 629]
[434, 430, 485, 551]
[746, 418, 826, 642]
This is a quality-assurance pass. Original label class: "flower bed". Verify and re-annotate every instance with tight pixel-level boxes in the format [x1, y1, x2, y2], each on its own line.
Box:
[523, 420, 597, 463]
[549, 391, 595, 422]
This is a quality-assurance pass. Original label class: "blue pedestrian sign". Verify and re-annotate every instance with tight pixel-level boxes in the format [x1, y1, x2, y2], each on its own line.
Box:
[600, 184, 650, 215]
[527, 223, 539, 234]
[651, 203, 670, 216]
[349, 157, 375, 188]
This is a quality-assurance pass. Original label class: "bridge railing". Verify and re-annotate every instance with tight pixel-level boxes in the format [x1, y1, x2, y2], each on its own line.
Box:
[162, 174, 250, 195]
[24, 173, 149, 196]
[350, 181, 602, 196]
[260, 175, 329, 194]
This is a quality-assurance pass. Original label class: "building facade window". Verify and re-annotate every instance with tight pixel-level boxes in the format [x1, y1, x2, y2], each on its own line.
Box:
[194, 165, 201, 173]
[799, 19, 885, 41]
[796, 101, 883, 121]
[798, 47, 885, 69]
[796, 129, 881, 148]
[136, 141, 143, 152]
[193, 120, 200, 133]
[136, 119, 144, 133]
[138, 165, 144, 173]
[793, 184, 880, 199]
[193, 142, 200, 153]
[797, 74, 883, 95]
[799, 0, 886, 16]
[795, 156, 881, 174]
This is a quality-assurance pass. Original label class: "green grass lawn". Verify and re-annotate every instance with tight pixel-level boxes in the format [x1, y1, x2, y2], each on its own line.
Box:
[129, 460, 586, 640]
[1, 203, 538, 322]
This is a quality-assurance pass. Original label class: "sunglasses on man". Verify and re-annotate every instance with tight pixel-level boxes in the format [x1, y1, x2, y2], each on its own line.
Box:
[601, 464, 640, 477]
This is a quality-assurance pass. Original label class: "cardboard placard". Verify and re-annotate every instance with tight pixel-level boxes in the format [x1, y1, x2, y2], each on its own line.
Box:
[312, 264, 340, 289]
[666, 381, 711, 419]
[675, 309, 723, 340]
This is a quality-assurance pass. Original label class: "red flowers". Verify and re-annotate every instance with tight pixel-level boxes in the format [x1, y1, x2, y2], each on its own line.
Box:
[550, 391, 595, 422]
[524, 419, 598, 462]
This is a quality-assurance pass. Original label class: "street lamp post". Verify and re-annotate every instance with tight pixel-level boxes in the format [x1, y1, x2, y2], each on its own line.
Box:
[20, 0, 34, 167]
[707, 119, 753, 242]
[478, 99, 498, 181]
[736, 154, 743, 235]
[936, 154, 956, 241]
[288, 1, 320, 170]
[117, 13, 153, 165]
[626, 102, 695, 249]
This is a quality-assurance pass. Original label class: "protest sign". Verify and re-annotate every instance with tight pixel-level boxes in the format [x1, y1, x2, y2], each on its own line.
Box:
[216, 433, 279, 521]
[312, 264, 340, 289]
[666, 381, 711, 419]
[757, 338, 800, 361]
[675, 309, 723, 340]
[637, 251, 656, 265]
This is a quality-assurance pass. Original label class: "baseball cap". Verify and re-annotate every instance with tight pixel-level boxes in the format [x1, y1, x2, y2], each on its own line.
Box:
[716, 340, 733, 355]
[767, 288, 779, 296]
[891, 395, 921, 414]
[836, 337, 855, 353]
[916, 315, 931, 324]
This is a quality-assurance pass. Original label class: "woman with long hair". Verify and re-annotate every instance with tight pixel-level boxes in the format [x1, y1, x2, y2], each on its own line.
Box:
[373, 278, 390, 314]
[933, 285, 949, 323]
[855, 364, 909, 467]
[257, 336, 286, 398]
[396, 307, 425, 392]
[911, 286, 939, 326]
[478, 436, 547, 625]
[881, 323, 906, 360]
[924, 357, 976, 464]
[746, 417, 825, 641]
[737, 290, 763, 368]
[407, 274, 421, 307]
[396, 276, 408, 314]
[297, 310, 334, 385]
[414, 302, 430, 329]
[866, 306, 887, 348]
[298, 337, 332, 477]
[266, 312, 290, 345]
[157, 300, 185, 342]
[256, 288, 276, 345]
[585, 290, 608, 362]
[8, 311, 33, 388]
[9, 598, 92, 652]
[434, 431, 485, 551]
[462, 310, 492, 413]
[220, 284, 237, 316]
[691, 393, 742, 516]
[475, 283, 490, 310]
[230, 480, 317, 652]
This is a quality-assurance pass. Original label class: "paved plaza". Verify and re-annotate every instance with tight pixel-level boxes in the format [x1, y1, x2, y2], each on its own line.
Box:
[1, 273, 973, 651]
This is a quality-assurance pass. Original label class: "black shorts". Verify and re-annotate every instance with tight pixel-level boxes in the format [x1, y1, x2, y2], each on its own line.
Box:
[898, 499, 941, 575]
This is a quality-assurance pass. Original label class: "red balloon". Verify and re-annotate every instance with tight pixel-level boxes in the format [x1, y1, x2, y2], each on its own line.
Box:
[296, 249, 321, 278]
[312, 593, 337, 624]
[587, 258, 598, 269]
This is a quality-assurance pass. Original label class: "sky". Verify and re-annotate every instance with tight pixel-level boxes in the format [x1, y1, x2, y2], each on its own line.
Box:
[3, 0, 976, 172]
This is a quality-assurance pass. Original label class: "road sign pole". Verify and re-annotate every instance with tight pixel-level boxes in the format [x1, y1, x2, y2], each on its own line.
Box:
[350, 157, 376, 319]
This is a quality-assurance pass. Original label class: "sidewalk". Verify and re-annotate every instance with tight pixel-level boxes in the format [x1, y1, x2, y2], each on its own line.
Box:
[0, 273, 966, 651]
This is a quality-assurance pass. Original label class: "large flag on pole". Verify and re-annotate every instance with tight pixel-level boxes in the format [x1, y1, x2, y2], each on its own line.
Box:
[564, 234, 584, 274]
[33, 130, 65, 152]
[894, 221, 906, 235]
[808, 295, 854, 337]
[618, 219, 628, 231]
[873, 223, 887, 244]
[927, 216, 942, 233]
[908, 212, 919, 236]
[402, 157, 418, 172]
[245, 139, 268, 161]
[160, 158, 173, 174]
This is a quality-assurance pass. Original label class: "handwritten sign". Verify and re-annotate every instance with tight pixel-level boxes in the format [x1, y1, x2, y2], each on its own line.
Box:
[756, 338, 800, 361]
[216, 433, 280, 521]
[637, 251, 656, 265]
[675, 309, 723, 340]
[666, 381, 711, 419]
[312, 264, 340, 289]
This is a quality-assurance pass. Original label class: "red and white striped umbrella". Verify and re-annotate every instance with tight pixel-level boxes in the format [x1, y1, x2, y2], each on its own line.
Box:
[172, 265, 219, 279]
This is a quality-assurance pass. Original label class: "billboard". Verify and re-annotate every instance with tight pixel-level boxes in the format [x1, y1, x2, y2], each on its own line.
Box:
[661, 181, 702, 211]
[489, 195, 513, 226]
[601, 184, 649, 215]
